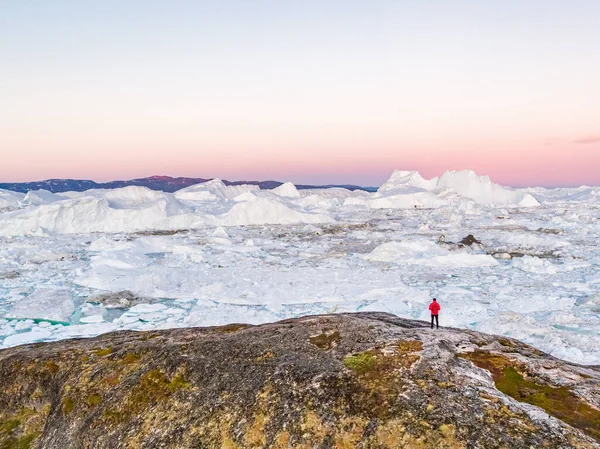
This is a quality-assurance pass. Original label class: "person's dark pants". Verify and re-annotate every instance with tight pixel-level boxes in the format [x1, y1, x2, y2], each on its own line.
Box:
[431, 314, 439, 329]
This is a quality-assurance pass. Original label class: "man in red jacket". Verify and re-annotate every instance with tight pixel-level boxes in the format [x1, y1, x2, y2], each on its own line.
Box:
[429, 298, 440, 329]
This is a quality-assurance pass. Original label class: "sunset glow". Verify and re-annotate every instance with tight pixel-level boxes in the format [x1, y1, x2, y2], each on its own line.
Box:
[1, 0, 599, 187]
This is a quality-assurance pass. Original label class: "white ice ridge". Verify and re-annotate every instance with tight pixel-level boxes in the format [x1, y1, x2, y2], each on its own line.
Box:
[0, 182, 332, 236]
[22, 189, 68, 206]
[0, 169, 552, 236]
[174, 179, 260, 201]
[0, 189, 25, 210]
[0, 170, 550, 236]
[374, 169, 540, 207]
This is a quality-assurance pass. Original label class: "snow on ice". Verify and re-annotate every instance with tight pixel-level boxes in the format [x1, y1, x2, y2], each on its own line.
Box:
[1, 169, 600, 365]
[6, 288, 74, 323]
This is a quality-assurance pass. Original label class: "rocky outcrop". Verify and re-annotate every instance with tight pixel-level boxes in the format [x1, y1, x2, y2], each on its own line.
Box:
[0, 312, 599, 449]
[85, 290, 157, 309]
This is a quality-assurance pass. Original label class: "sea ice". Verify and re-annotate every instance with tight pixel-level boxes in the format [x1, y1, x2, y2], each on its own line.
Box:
[0, 169, 599, 365]
[6, 289, 74, 323]
[364, 240, 498, 267]
[79, 315, 105, 324]
[128, 303, 168, 314]
[3, 329, 53, 347]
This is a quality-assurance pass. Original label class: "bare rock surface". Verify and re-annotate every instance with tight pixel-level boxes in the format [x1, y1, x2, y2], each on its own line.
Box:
[0, 270, 20, 280]
[85, 290, 157, 309]
[0, 312, 599, 448]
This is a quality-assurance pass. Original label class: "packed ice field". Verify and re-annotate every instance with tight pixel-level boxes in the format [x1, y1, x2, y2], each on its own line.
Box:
[1, 169, 599, 364]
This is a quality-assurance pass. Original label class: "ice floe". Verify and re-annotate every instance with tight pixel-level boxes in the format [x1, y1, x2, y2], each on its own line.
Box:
[6, 288, 74, 323]
[0, 169, 599, 365]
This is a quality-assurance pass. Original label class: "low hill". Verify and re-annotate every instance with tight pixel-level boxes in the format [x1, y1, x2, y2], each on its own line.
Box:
[0, 176, 376, 194]
[0, 313, 598, 448]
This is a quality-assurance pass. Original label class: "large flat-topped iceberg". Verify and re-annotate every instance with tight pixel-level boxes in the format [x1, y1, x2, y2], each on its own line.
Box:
[6, 288, 74, 323]
[364, 240, 499, 267]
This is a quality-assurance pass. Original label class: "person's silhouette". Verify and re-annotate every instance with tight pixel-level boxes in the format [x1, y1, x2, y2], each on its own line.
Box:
[429, 298, 440, 329]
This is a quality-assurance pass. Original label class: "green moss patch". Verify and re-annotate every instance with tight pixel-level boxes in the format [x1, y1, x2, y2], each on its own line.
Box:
[0, 420, 20, 436]
[168, 373, 192, 391]
[102, 369, 192, 425]
[396, 340, 423, 353]
[87, 394, 102, 407]
[44, 362, 60, 374]
[1, 431, 39, 449]
[92, 347, 113, 357]
[0, 408, 41, 449]
[135, 369, 191, 402]
[344, 340, 421, 375]
[120, 352, 141, 364]
[462, 351, 600, 442]
[342, 342, 422, 420]
[309, 331, 341, 350]
[62, 397, 74, 415]
[343, 352, 375, 374]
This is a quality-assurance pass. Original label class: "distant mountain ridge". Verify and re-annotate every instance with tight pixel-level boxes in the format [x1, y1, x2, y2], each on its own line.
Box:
[0, 176, 377, 194]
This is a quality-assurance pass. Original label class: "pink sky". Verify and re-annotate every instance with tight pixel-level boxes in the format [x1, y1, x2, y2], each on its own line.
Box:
[1, 1, 599, 187]
[2, 137, 598, 187]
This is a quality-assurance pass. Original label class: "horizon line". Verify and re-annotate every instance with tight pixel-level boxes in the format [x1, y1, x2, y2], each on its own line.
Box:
[1, 171, 599, 190]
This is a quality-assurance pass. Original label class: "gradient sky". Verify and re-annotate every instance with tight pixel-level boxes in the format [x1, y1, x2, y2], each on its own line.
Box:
[1, 0, 599, 187]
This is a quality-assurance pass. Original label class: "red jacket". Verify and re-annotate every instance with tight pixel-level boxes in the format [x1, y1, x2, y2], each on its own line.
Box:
[429, 301, 440, 315]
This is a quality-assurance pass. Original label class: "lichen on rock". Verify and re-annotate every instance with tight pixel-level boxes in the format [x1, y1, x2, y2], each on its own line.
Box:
[0, 312, 598, 448]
